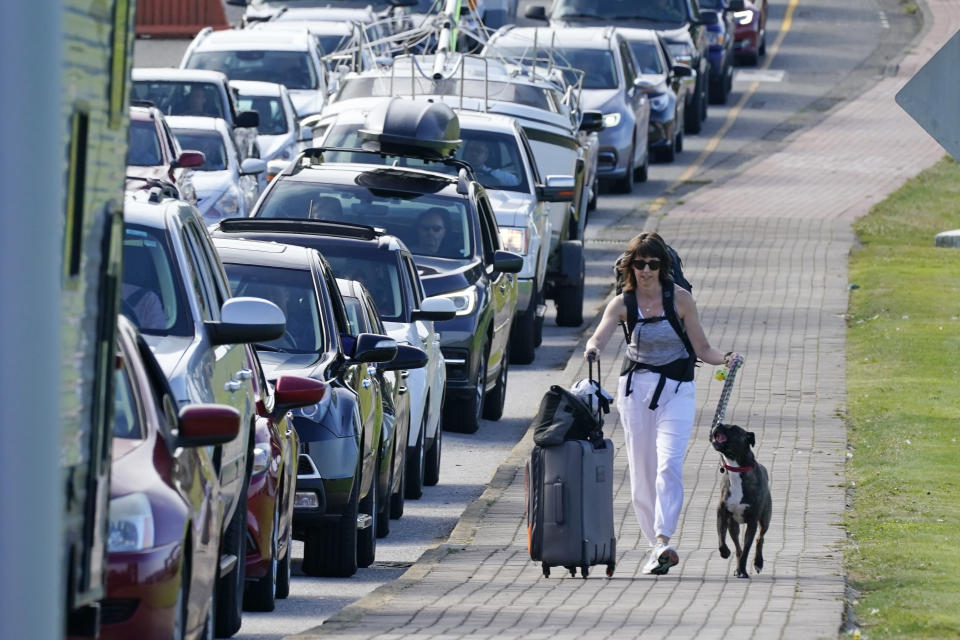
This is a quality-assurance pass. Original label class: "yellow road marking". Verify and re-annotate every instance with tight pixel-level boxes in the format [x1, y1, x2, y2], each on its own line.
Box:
[659, 0, 801, 198]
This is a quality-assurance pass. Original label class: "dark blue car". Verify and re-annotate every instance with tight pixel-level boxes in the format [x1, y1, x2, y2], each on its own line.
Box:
[700, 0, 736, 105]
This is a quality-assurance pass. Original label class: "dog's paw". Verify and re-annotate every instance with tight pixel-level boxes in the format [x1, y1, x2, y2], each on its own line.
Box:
[718, 545, 730, 559]
[734, 569, 750, 579]
[754, 559, 763, 574]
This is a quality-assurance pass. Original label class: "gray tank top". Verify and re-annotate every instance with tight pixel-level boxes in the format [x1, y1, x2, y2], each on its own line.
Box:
[625, 310, 689, 366]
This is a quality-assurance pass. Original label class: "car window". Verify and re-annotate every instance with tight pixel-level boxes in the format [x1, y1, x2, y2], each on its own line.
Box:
[619, 41, 637, 87]
[122, 224, 192, 336]
[552, 48, 618, 90]
[316, 247, 406, 321]
[171, 129, 229, 171]
[179, 222, 217, 322]
[126, 120, 163, 166]
[553, 0, 687, 22]
[225, 263, 326, 353]
[362, 291, 385, 333]
[336, 77, 554, 111]
[131, 80, 226, 119]
[342, 296, 366, 335]
[476, 196, 498, 265]
[256, 180, 475, 261]
[237, 95, 289, 135]
[628, 40, 666, 75]
[404, 255, 426, 305]
[190, 220, 232, 310]
[113, 356, 145, 439]
[186, 50, 319, 91]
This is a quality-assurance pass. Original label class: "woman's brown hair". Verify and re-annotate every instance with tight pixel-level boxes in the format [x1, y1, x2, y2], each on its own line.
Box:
[617, 232, 673, 292]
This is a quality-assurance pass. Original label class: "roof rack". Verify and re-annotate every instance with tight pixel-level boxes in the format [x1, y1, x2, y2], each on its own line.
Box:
[125, 176, 180, 202]
[218, 218, 385, 241]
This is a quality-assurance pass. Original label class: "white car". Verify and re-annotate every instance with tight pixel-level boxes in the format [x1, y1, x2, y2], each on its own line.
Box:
[165, 116, 266, 223]
[230, 80, 309, 168]
[181, 27, 330, 120]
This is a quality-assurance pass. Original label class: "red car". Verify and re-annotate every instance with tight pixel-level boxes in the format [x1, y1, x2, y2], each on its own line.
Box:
[126, 103, 205, 202]
[99, 318, 323, 639]
[243, 347, 325, 611]
[731, 0, 768, 65]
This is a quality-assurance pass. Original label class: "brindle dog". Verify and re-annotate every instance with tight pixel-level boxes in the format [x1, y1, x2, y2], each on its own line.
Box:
[710, 423, 772, 578]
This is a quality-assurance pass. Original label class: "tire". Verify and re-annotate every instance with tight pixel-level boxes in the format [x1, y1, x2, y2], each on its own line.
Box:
[404, 416, 425, 499]
[660, 134, 676, 163]
[482, 346, 508, 421]
[443, 347, 486, 434]
[633, 149, 648, 183]
[390, 455, 406, 518]
[710, 69, 729, 105]
[555, 242, 585, 328]
[686, 76, 704, 134]
[759, 31, 767, 57]
[243, 500, 280, 612]
[301, 477, 358, 577]
[275, 539, 291, 600]
[172, 559, 188, 640]
[509, 302, 537, 365]
[424, 422, 442, 486]
[612, 147, 634, 194]
[587, 175, 598, 212]
[376, 447, 391, 539]
[357, 463, 377, 568]
[214, 492, 247, 637]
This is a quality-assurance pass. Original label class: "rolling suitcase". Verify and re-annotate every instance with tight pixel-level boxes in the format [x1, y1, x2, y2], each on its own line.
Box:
[526, 358, 616, 578]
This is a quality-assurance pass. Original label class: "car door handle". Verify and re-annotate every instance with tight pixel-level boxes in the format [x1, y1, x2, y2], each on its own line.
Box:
[398, 386, 408, 395]
[286, 428, 293, 437]
[400, 370, 410, 379]
[225, 381, 242, 392]
[236, 369, 252, 380]
[366, 366, 377, 375]
[498, 284, 506, 293]
[361, 379, 371, 388]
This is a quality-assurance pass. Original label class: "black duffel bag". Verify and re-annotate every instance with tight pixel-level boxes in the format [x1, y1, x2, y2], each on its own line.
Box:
[532, 385, 604, 447]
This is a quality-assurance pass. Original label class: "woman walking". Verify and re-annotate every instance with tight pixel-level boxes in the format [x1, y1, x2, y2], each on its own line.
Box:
[584, 232, 739, 575]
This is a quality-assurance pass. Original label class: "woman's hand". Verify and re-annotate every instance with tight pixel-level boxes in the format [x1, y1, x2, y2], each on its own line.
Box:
[584, 345, 599, 362]
[723, 351, 742, 366]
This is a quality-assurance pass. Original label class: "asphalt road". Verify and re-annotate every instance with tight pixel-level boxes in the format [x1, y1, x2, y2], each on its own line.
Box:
[132, 1, 917, 636]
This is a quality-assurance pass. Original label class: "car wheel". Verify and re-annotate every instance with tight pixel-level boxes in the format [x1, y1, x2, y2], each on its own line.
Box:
[243, 500, 279, 612]
[685, 78, 704, 134]
[301, 477, 358, 577]
[390, 455, 406, 518]
[275, 535, 291, 600]
[482, 345, 508, 421]
[509, 301, 537, 365]
[710, 70, 729, 105]
[357, 461, 378, 568]
[759, 31, 767, 57]
[443, 348, 486, 434]
[612, 147, 634, 194]
[376, 445, 392, 538]
[587, 174, 598, 212]
[633, 149, 649, 183]
[424, 421, 442, 486]
[172, 559, 188, 640]
[214, 489, 246, 637]
[404, 415, 426, 499]
[676, 126, 684, 153]
[660, 133, 676, 163]
[555, 241, 585, 327]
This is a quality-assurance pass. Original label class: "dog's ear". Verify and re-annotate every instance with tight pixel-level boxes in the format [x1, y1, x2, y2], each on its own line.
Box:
[747, 432, 756, 447]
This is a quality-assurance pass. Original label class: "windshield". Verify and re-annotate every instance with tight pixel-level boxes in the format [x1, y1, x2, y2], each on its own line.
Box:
[186, 50, 318, 91]
[132, 80, 226, 118]
[257, 180, 475, 260]
[113, 364, 144, 439]
[553, 0, 687, 23]
[497, 47, 617, 90]
[237, 95, 289, 135]
[317, 246, 405, 321]
[121, 225, 192, 336]
[628, 41, 665, 75]
[251, 0, 393, 7]
[171, 129, 228, 171]
[322, 125, 529, 193]
[127, 120, 163, 166]
[224, 263, 325, 353]
[337, 77, 554, 111]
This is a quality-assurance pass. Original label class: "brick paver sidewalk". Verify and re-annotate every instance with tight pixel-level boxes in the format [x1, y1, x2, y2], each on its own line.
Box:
[291, 3, 956, 638]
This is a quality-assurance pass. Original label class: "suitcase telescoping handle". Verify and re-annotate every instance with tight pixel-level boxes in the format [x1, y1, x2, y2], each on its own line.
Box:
[587, 352, 600, 389]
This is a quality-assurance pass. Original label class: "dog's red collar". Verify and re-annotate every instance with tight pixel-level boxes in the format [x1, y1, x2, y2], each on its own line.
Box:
[722, 460, 754, 473]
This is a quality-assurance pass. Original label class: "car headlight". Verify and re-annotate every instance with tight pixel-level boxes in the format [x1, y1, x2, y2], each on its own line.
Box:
[667, 42, 695, 66]
[734, 10, 754, 25]
[108, 493, 155, 552]
[215, 190, 240, 217]
[252, 444, 270, 474]
[437, 286, 477, 316]
[292, 402, 324, 421]
[499, 227, 528, 254]
[649, 93, 670, 112]
[602, 112, 622, 129]
[709, 31, 726, 46]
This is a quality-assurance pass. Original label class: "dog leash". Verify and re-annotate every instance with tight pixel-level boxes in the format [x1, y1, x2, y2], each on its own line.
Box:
[712, 355, 745, 474]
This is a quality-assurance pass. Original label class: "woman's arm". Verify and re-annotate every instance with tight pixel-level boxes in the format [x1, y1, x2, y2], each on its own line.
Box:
[674, 287, 737, 366]
[584, 294, 627, 360]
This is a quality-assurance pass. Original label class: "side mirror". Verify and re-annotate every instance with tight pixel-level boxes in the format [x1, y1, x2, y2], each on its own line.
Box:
[698, 11, 720, 25]
[240, 158, 267, 175]
[380, 344, 428, 371]
[493, 250, 524, 274]
[411, 296, 457, 322]
[207, 297, 285, 346]
[726, 0, 746, 10]
[174, 150, 205, 169]
[635, 78, 658, 93]
[177, 404, 240, 447]
[352, 333, 398, 364]
[225, 0, 247, 5]
[672, 64, 694, 78]
[579, 110, 604, 133]
[536, 175, 576, 202]
[389, 0, 418, 5]
[298, 125, 313, 142]
[235, 110, 260, 129]
[273, 375, 326, 417]
[524, 5, 548, 21]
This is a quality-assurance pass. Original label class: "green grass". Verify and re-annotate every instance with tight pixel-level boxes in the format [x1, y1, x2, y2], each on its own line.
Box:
[846, 156, 960, 638]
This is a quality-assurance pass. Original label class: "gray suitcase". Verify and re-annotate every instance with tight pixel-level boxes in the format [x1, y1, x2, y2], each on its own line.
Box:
[526, 438, 617, 578]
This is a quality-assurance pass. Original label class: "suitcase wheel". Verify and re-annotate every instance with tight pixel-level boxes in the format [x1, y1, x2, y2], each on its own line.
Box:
[542, 565, 551, 578]
[580, 566, 589, 579]
[567, 566, 577, 577]
[606, 563, 615, 578]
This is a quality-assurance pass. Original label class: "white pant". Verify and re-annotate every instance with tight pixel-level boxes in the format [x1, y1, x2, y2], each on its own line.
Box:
[616, 370, 696, 547]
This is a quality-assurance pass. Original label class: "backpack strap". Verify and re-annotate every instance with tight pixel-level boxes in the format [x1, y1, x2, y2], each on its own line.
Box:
[620, 290, 638, 343]
[662, 286, 697, 379]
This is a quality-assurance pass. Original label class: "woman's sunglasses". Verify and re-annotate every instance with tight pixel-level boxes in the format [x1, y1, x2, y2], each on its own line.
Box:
[631, 258, 661, 271]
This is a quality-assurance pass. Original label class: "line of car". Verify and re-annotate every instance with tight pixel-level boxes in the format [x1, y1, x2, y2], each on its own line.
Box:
[99, 2, 772, 638]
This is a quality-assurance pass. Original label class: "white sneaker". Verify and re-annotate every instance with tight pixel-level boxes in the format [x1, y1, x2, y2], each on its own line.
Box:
[642, 544, 679, 575]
